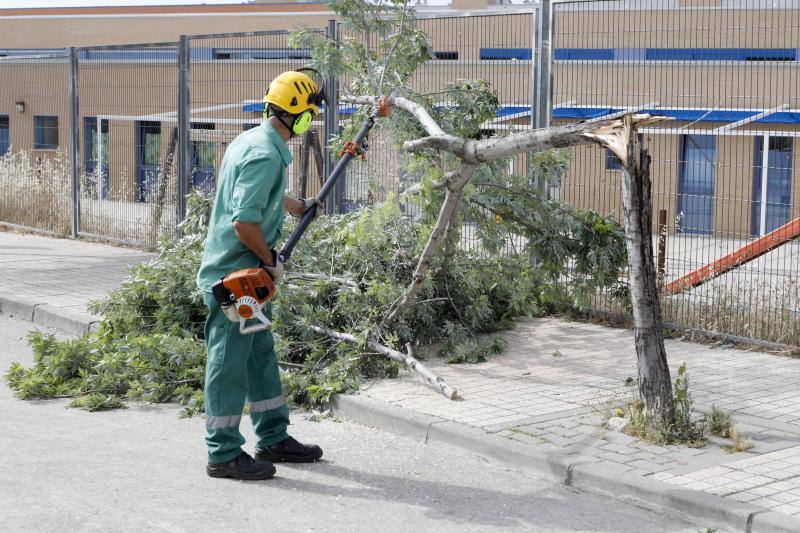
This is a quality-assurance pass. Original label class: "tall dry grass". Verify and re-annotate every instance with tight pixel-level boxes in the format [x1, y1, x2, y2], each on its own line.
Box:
[0, 150, 72, 235]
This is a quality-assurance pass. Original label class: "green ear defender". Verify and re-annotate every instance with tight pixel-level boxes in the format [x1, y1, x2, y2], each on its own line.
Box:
[292, 111, 313, 135]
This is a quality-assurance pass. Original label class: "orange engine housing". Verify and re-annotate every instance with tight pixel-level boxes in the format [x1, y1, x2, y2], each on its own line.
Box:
[222, 268, 276, 305]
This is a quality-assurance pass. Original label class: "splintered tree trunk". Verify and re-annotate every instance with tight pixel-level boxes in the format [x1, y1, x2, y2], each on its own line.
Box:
[619, 120, 674, 425]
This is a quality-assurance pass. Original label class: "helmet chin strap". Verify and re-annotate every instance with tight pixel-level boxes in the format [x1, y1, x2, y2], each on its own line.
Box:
[267, 107, 297, 140]
[275, 115, 296, 139]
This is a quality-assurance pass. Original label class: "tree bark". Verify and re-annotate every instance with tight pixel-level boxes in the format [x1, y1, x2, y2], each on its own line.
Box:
[442, 199, 461, 271]
[400, 179, 444, 198]
[310, 325, 457, 399]
[618, 116, 674, 425]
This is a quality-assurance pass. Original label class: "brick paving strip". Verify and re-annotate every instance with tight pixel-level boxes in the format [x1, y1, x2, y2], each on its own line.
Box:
[2, 230, 800, 530]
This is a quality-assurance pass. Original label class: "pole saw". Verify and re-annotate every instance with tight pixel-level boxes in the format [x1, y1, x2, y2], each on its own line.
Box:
[212, 97, 390, 334]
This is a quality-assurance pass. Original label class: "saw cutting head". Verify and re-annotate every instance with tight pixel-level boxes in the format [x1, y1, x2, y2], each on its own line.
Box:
[211, 268, 276, 333]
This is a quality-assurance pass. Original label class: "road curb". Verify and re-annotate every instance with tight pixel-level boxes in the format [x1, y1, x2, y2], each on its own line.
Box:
[0, 291, 37, 321]
[332, 393, 800, 533]
[32, 304, 93, 336]
[0, 291, 93, 337]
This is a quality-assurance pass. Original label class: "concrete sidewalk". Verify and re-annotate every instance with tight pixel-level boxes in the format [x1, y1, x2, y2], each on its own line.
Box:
[3, 229, 800, 531]
[0, 230, 154, 333]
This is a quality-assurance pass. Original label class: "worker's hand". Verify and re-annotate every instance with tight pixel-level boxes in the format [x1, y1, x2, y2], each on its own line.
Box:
[303, 197, 324, 221]
[259, 250, 284, 284]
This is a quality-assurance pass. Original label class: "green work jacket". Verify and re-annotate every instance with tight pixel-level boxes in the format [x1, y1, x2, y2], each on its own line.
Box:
[196, 122, 293, 293]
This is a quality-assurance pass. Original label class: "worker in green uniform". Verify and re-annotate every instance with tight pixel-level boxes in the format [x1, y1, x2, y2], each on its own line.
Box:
[197, 70, 325, 480]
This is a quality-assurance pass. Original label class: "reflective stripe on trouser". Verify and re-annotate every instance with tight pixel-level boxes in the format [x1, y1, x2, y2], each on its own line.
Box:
[203, 292, 290, 464]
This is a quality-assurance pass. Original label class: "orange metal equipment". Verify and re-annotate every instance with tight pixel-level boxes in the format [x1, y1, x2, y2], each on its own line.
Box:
[665, 217, 800, 294]
[211, 268, 276, 333]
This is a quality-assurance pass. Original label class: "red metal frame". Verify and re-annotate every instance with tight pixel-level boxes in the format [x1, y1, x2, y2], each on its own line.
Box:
[665, 217, 800, 294]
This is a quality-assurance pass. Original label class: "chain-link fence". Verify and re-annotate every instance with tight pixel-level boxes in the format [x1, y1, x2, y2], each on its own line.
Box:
[552, 0, 800, 346]
[77, 43, 180, 246]
[185, 29, 329, 204]
[2, 5, 799, 346]
[0, 53, 73, 236]
[0, 29, 328, 248]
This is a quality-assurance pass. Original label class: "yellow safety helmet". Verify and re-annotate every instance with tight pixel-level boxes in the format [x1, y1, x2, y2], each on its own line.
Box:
[263, 70, 321, 116]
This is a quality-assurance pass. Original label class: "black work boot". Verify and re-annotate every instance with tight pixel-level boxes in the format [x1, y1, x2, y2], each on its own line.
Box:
[207, 451, 276, 480]
[255, 436, 323, 463]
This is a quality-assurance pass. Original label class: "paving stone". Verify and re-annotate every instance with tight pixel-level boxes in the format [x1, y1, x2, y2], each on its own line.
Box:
[684, 480, 715, 491]
[623, 459, 664, 473]
[773, 503, 800, 515]
[596, 450, 637, 465]
[728, 491, 761, 503]
[597, 442, 636, 455]
[595, 460, 635, 472]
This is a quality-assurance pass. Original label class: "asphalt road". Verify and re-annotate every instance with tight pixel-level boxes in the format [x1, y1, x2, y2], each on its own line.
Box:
[0, 313, 705, 532]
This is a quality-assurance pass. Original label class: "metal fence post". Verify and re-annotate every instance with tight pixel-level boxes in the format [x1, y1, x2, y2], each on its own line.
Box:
[177, 35, 190, 226]
[533, 0, 553, 131]
[323, 19, 340, 215]
[531, 0, 554, 198]
[69, 47, 80, 239]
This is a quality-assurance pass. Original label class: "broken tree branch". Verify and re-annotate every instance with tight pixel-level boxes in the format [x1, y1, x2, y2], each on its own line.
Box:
[340, 94, 445, 137]
[309, 325, 457, 400]
[285, 272, 359, 288]
[341, 94, 378, 106]
[399, 179, 445, 198]
[403, 114, 667, 163]
[386, 163, 475, 322]
[391, 96, 445, 136]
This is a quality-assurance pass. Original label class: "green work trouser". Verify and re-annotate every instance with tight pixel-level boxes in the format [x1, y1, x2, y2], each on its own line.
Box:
[202, 292, 290, 464]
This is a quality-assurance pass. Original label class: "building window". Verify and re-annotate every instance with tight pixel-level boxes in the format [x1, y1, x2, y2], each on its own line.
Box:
[751, 136, 793, 237]
[34, 115, 59, 150]
[191, 122, 216, 194]
[677, 135, 717, 235]
[243, 123, 259, 131]
[136, 121, 161, 202]
[555, 48, 614, 61]
[0, 115, 9, 156]
[213, 48, 311, 60]
[606, 149, 623, 171]
[645, 48, 796, 62]
[479, 48, 531, 61]
[433, 51, 459, 60]
[552, 48, 798, 62]
[83, 117, 109, 199]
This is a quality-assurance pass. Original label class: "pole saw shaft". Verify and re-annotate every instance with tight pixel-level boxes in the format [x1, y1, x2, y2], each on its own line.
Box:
[278, 113, 377, 263]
